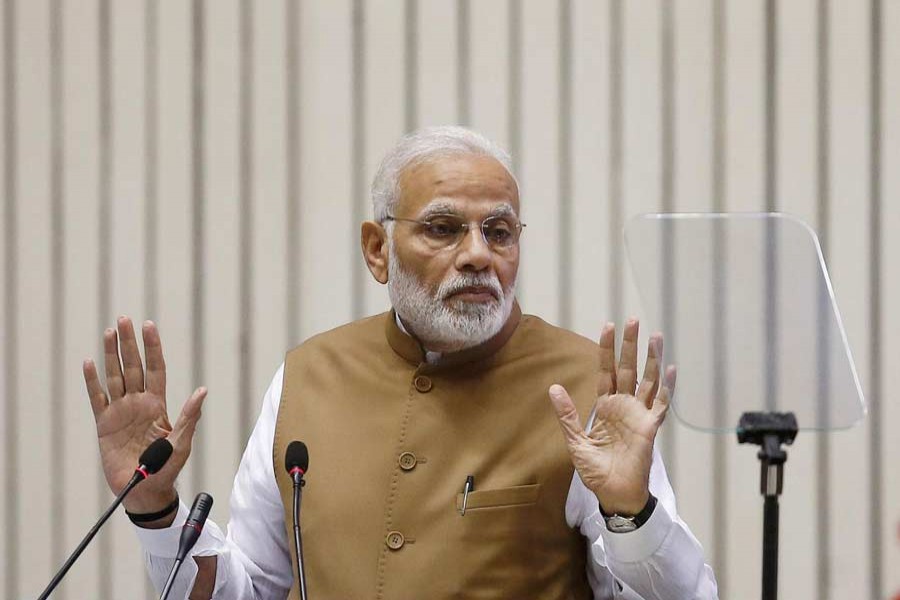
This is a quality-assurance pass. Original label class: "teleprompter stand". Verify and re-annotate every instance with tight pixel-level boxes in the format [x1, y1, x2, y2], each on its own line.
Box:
[625, 214, 866, 598]
[737, 411, 799, 600]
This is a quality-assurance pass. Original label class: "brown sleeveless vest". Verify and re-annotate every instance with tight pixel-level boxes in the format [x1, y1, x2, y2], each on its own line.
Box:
[273, 306, 600, 600]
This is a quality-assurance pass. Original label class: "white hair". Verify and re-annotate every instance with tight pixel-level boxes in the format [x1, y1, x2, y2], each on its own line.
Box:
[371, 126, 516, 222]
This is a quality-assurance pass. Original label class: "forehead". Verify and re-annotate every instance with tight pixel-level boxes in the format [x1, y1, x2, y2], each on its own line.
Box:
[396, 154, 520, 217]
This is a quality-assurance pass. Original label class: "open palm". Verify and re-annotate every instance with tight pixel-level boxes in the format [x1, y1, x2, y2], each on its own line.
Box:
[549, 320, 674, 516]
[83, 317, 207, 512]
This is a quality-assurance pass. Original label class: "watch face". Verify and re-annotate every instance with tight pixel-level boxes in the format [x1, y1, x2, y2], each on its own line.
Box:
[606, 515, 638, 533]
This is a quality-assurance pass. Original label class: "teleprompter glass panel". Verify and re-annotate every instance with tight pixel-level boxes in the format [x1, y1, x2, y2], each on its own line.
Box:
[624, 213, 865, 432]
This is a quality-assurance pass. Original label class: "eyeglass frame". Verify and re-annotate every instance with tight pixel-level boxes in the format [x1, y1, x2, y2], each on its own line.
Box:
[381, 212, 527, 252]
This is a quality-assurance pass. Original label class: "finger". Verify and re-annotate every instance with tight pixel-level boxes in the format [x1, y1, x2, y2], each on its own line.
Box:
[103, 327, 126, 400]
[596, 322, 617, 397]
[617, 318, 640, 395]
[143, 321, 167, 398]
[548, 384, 587, 446]
[652, 365, 676, 421]
[169, 387, 209, 449]
[117, 316, 145, 394]
[664, 364, 677, 397]
[83, 359, 109, 418]
[636, 333, 663, 409]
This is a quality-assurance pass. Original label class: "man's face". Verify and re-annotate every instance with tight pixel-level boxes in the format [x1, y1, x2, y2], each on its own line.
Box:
[386, 154, 521, 351]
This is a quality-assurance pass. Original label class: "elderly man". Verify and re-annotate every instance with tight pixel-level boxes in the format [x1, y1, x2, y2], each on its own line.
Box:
[84, 126, 718, 599]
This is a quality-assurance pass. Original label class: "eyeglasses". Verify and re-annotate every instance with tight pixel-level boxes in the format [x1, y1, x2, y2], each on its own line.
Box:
[383, 213, 526, 252]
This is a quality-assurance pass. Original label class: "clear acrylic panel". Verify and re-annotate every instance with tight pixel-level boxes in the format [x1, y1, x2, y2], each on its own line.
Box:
[624, 213, 866, 432]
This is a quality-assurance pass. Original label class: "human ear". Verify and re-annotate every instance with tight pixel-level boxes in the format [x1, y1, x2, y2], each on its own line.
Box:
[361, 221, 389, 284]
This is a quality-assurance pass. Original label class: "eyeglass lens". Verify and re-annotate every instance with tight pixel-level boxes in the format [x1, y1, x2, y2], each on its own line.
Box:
[420, 215, 520, 249]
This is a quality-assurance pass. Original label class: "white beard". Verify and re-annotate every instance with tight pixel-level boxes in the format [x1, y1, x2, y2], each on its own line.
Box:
[386, 242, 516, 352]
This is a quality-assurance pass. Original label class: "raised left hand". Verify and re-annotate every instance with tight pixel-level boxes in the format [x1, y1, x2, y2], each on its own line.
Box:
[549, 319, 674, 515]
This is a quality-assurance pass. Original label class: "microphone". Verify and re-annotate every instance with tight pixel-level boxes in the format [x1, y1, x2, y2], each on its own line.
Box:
[285, 441, 310, 600]
[37, 438, 174, 600]
[159, 492, 214, 600]
[136, 437, 176, 478]
[285, 440, 309, 484]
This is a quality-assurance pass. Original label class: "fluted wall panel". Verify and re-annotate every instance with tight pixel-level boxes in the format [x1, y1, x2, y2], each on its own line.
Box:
[1, 2, 896, 598]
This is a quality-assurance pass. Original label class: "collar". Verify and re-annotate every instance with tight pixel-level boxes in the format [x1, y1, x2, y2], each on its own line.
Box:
[394, 315, 444, 364]
[384, 301, 522, 371]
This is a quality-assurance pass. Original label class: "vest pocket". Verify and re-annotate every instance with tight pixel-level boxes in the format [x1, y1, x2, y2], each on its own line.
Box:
[455, 483, 540, 511]
[450, 483, 552, 594]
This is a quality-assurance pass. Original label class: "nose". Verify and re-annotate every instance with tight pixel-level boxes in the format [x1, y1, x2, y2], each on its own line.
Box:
[454, 226, 492, 272]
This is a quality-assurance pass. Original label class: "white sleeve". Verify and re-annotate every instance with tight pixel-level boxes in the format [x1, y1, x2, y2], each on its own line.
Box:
[565, 446, 720, 600]
[134, 364, 293, 600]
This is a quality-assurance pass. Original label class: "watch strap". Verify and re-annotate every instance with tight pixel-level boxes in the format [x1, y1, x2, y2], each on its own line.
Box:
[599, 493, 658, 530]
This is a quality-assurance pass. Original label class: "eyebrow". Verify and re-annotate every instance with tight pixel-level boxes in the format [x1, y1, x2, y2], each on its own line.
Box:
[418, 201, 458, 218]
[418, 201, 517, 219]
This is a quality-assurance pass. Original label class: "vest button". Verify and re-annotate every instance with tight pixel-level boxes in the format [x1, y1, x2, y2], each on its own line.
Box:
[398, 452, 417, 471]
[414, 376, 432, 393]
[385, 530, 405, 550]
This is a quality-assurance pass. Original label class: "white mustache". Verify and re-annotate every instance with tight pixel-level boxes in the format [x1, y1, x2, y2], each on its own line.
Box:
[438, 273, 503, 300]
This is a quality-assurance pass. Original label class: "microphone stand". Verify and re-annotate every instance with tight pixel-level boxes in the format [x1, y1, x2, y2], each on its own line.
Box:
[291, 471, 309, 600]
[37, 472, 146, 600]
[159, 558, 184, 600]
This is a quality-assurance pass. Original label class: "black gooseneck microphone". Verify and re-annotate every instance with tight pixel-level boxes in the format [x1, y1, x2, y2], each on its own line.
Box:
[285, 441, 310, 600]
[37, 438, 174, 600]
[159, 492, 214, 600]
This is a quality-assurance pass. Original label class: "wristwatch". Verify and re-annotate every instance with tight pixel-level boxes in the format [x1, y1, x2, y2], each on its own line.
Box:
[599, 493, 658, 533]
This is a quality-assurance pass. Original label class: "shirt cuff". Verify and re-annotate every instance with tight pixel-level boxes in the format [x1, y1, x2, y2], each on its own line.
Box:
[595, 498, 674, 563]
[133, 501, 222, 558]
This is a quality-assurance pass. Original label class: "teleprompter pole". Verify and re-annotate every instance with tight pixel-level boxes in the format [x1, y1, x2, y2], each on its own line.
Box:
[737, 412, 798, 600]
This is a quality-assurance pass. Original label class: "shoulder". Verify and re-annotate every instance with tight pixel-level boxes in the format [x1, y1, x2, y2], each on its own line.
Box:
[286, 312, 390, 360]
[494, 313, 600, 380]
[517, 313, 599, 357]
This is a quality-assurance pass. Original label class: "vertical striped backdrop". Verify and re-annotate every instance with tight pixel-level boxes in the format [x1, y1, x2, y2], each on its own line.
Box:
[1, 1, 898, 599]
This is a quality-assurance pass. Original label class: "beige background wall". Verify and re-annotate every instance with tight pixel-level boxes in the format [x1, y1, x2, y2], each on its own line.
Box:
[1, 1, 898, 599]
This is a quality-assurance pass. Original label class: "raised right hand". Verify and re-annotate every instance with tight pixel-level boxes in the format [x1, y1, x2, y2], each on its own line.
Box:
[83, 317, 207, 516]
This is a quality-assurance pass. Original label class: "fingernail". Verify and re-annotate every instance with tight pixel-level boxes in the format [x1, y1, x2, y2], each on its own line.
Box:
[548, 384, 564, 399]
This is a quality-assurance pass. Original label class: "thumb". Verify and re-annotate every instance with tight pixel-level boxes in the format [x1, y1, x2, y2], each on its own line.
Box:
[652, 366, 675, 422]
[548, 384, 585, 445]
[170, 387, 208, 448]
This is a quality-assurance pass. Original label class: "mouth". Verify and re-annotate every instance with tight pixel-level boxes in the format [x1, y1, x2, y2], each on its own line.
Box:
[445, 286, 499, 303]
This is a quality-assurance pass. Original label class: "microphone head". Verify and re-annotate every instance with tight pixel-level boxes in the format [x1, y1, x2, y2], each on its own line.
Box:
[187, 492, 214, 527]
[177, 492, 214, 561]
[139, 438, 174, 474]
[284, 441, 309, 475]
